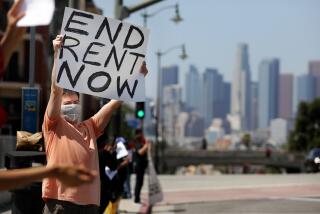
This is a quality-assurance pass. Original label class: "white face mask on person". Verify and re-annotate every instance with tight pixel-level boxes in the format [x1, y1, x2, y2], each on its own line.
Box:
[61, 104, 81, 123]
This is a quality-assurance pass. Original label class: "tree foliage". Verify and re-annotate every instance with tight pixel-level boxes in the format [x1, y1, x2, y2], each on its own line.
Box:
[241, 133, 251, 150]
[107, 103, 135, 140]
[288, 98, 320, 152]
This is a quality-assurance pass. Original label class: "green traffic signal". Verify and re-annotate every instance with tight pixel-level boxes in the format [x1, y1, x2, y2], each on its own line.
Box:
[136, 102, 145, 119]
[137, 110, 145, 118]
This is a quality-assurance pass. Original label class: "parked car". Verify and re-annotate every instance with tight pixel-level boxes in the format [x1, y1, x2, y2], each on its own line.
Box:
[304, 148, 320, 173]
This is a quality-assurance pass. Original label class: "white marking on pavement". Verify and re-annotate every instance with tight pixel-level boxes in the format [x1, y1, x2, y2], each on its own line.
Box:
[285, 197, 320, 203]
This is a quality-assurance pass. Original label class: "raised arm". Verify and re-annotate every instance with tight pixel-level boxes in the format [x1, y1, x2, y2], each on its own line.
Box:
[92, 100, 123, 133]
[92, 62, 149, 132]
[0, 0, 26, 72]
[46, 35, 64, 119]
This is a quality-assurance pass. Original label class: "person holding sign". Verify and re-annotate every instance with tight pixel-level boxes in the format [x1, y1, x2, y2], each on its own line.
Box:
[42, 35, 148, 214]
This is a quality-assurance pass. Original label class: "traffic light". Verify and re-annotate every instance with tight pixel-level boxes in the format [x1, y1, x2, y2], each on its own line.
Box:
[135, 102, 145, 119]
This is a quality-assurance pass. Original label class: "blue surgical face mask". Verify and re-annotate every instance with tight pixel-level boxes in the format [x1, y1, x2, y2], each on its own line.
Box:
[61, 104, 81, 123]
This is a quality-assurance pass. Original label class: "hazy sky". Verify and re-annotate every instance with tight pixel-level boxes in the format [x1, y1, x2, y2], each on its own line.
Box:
[94, 0, 320, 99]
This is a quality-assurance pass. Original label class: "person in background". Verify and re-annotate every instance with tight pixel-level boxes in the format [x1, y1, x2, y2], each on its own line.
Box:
[122, 138, 134, 199]
[42, 35, 148, 214]
[133, 129, 149, 203]
[98, 136, 129, 214]
[0, 0, 26, 127]
[0, 0, 26, 77]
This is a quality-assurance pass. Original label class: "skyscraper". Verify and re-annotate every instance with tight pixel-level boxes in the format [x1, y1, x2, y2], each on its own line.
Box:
[309, 60, 320, 76]
[250, 82, 259, 130]
[295, 74, 315, 113]
[143, 97, 155, 135]
[162, 65, 179, 91]
[230, 43, 251, 131]
[309, 60, 320, 97]
[278, 74, 294, 120]
[202, 68, 218, 126]
[163, 85, 183, 144]
[185, 65, 201, 112]
[160, 65, 179, 123]
[202, 68, 228, 127]
[185, 111, 204, 137]
[270, 118, 289, 146]
[222, 82, 231, 119]
[175, 112, 189, 146]
[258, 58, 280, 129]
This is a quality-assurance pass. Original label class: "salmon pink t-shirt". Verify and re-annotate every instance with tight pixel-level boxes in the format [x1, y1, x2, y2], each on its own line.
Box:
[42, 112, 101, 206]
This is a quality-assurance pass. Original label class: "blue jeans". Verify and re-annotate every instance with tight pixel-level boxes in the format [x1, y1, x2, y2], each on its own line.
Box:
[123, 174, 132, 199]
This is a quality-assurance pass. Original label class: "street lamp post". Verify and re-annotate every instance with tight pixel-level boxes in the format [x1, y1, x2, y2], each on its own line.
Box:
[115, 0, 163, 20]
[141, 3, 183, 27]
[155, 44, 187, 173]
[112, 0, 165, 137]
[114, 0, 186, 173]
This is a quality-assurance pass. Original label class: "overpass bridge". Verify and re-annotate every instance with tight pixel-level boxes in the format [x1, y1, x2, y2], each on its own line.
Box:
[160, 150, 305, 173]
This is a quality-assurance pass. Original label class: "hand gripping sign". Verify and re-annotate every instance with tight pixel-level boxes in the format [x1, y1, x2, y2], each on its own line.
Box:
[57, 7, 149, 101]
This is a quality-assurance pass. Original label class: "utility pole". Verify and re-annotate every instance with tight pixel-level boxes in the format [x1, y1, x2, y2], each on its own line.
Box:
[28, 27, 35, 87]
[112, 0, 164, 138]
[22, 26, 40, 133]
[113, 1, 164, 213]
[113, 0, 124, 138]
[114, 0, 163, 20]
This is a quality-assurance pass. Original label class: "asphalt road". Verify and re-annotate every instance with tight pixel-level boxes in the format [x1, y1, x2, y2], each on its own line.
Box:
[172, 197, 320, 214]
[1, 174, 320, 214]
[119, 174, 320, 214]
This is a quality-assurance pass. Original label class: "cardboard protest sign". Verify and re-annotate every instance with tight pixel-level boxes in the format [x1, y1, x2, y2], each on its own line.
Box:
[57, 7, 149, 101]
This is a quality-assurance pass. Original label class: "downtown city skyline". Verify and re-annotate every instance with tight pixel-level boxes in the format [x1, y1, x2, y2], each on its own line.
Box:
[94, 0, 320, 99]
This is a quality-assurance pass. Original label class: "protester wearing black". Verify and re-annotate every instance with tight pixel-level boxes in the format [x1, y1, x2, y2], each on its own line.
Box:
[133, 129, 149, 203]
[98, 136, 128, 214]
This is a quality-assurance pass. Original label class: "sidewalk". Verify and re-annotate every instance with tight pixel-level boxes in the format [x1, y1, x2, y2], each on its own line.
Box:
[119, 184, 320, 213]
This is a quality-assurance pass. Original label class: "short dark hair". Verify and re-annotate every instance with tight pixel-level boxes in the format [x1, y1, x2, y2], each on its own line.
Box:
[63, 89, 79, 98]
[97, 134, 115, 149]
